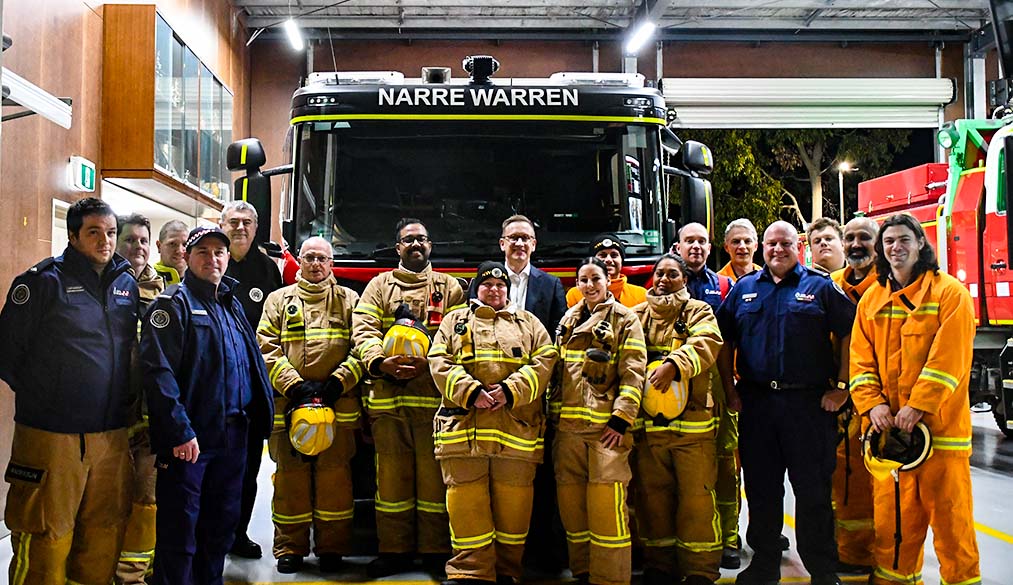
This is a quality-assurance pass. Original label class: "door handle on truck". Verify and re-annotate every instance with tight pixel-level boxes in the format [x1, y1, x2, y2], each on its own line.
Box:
[992, 261, 1007, 270]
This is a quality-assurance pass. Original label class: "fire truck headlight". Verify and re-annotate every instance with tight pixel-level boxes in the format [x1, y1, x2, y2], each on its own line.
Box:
[937, 125, 958, 150]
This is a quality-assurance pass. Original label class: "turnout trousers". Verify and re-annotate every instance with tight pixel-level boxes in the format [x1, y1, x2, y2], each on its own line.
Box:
[831, 411, 875, 568]
[869, 455, 980, 585]
[441, 457, 537, 581]
[738, 389, 839, 580]
[371, 414, 450, 553]
[553, 430, 633, 585]
[149, 419, 247, 585]
[116, 428, 158, 584]
[633, 431, 722, 581]
[714, 408, 741, 549]
[268, 425, 356, 558]
[6, 424, 131, 585]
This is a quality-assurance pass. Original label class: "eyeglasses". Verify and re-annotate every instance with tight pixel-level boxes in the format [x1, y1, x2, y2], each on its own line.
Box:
[399, 235, 431, 245]
[502, 234, 534, 244]
[300, 254, 332, 264]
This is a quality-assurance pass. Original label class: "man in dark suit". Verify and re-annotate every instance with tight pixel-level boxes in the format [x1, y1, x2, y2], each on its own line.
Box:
[470, 214, 567, 335]
[469, 214, 568, 572]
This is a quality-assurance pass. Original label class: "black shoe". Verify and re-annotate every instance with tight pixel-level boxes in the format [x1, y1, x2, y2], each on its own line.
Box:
[496, 576, 516, 585]
[835, 561, 873, 575]
[277, 554, 303, 574]
[230, 535, 263, 559]
[810, 575, 843, 585]
[423, 553, 451, 577]
[367, 553, 415, 578]
[684, 576, 716, 585]
[778, 534, 790, 551]
[721, 547, 741, 570]
[641, 567, 671, 585]
[319, 554, 343, 573]
[735, 565, 780, 585]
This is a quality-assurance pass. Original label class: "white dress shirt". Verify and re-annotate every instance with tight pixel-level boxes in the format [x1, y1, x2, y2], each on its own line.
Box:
[507, 263, 531, 311]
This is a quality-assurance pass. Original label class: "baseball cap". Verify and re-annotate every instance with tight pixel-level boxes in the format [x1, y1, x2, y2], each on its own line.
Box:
[185, 226, 231, 251]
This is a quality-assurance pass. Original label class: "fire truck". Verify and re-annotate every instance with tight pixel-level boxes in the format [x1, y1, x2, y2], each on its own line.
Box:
[857, 115, 1013, 437]
[226, 55, 713, 291]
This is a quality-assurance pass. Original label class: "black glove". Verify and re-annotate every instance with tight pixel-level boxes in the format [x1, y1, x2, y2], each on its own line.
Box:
[288, 380, 324, 405]
[323, 377, 343, 405]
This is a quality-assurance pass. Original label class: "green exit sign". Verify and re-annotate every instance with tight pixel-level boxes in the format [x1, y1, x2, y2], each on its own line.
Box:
[68, 156, 96, 192]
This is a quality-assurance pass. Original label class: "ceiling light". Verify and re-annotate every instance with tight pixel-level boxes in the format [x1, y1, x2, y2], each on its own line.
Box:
[625, 21, 656, 55]
[284, 19, 304, 51]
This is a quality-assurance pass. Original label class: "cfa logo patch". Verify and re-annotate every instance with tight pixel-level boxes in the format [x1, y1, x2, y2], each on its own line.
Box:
[113, 288, 132, 298]
[10, 284, 29, 305]
[795, 292, 815, 303]
[249, 287, 264, 303]
[150, 309, 171, 329]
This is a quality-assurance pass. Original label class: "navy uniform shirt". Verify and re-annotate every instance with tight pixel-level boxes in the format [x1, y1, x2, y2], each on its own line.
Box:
[685, 266, 729, 313]
[716, 262, 855, 389]
[226, 244, 283, 332]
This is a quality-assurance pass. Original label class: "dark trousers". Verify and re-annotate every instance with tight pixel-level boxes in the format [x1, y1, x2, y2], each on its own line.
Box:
[739, 389, 838, 578]
[235, 426, 264, 539]
[150, 421, 248, 585]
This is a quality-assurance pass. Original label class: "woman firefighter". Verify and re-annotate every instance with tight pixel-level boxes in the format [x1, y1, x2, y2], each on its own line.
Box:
[551, 257, 647, 585]
[428, 261, 558, 585]
[632, 253, 724, 585]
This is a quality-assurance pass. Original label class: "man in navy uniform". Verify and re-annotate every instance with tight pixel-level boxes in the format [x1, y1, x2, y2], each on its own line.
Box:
[716, 221, 855, 585]
[141, 226, 273, 585]
[0, 197, 138, 584]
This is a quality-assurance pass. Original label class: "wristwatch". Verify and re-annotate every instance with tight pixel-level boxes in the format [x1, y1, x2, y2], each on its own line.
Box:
[836, 380, 849, 391]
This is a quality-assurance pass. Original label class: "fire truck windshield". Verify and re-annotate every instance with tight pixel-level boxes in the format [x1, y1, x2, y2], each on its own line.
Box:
[290, 119, 663, 260]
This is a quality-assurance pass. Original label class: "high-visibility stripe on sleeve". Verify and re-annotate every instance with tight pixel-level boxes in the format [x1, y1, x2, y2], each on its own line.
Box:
[269, 356, 293, 387]
[430, 343, 448, 355]
[850, 372, 881, 388]
[622, 338, 647, 352]
[343, 358, 364, 386]
[618, 385, 641, 406]
[689, 322, 722, 338]
[353, 302, 383, 319]
[445, 365, 469, 399]
[258, 320, 281, 335]
[683, 346, 703, 378]
[517, 365, 540, 403]
[931, 435, 972, 451]
[919, 367, 960, 393]
[532, 344, 557, 358]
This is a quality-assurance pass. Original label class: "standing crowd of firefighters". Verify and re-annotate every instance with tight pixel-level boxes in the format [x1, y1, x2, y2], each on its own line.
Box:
[0, 198, 982, 585]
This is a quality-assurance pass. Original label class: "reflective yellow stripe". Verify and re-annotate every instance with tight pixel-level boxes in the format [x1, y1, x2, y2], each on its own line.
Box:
[417, 499, 447, 514]
[431, 343, 448, 354]
[589, 531, 631, 548]
[334, 410, 360, 423]
[365, 395, 443, 410]
[689, 322, 722, 338]
[517, 365, 540, 404]
[559, 406, 612, 424]
[119, 549, 155, 563]
[683, 346, 703, 377]
[451, 529, 495, 549]
[941, 577, 982, 585]
[643, 417, 719, 434]
[344, 358, 364, 385]
[258, 320, 281, 335]
[359, 338, 383, 351]
[565, 530, 590, 543]
[623, 338, 647, 351]
[932, 435, 972, 451]
[434, 428, 544, 452]
[272, 510, 313, 525]
[279, 327, 350, 342]
[618, 384, 641, 406]
[269, 356, 292, 387]
[314, 507, 354, 521]
[353, 303, 383, 319]
[494, 530, 528, 545]
[375, 497, 416, 513]
[444, 365, 470, 399]
[875, 566, 924, 584]
[919, 367, 960, 392]
[446, 303, 468, 313]
[12, 533, 30, 585]
[532, 344, 557, 358]
[836, 518, 874, 531]
[273, 414, 286, 427]
[851, 372, 881, 388]
[915, 302, 940, 315]
[614, 482, 627, 538]
[875, 307, 908, 319]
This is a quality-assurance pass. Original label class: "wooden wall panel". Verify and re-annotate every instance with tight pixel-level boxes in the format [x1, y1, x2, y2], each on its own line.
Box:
[102, 5, 156, 172]
[0, 0, 250, 520]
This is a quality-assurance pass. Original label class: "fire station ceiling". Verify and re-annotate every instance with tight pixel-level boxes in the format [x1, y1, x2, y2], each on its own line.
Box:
[236, 0, 990, 42]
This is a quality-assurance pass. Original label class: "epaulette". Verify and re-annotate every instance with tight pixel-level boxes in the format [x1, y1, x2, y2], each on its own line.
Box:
[803, 265, 832, 278]
[27, 257, 56, 274]
[157, 283, 182, 299]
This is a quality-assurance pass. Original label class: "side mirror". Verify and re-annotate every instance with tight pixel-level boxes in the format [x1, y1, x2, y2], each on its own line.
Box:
[682, 140, 714, 175]
[661, 125, 683, 155]
[227, 138, 272, 244]
[682, 176, 714, 239]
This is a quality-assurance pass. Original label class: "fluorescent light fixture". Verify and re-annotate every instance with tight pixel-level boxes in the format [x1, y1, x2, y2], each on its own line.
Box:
[283, 19, 304, 51]
[625, 21, 656, 55]
[2, 67, 72, 129]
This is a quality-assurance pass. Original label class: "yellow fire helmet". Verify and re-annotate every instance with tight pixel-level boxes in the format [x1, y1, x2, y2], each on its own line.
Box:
[641, 360, 690, 420]
[863, 421, 932, 482]
[288, 400, 336, 456]
[382, 304, 432, 358]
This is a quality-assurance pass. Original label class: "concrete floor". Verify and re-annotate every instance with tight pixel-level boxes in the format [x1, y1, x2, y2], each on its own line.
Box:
[1, 412, 1009, 584]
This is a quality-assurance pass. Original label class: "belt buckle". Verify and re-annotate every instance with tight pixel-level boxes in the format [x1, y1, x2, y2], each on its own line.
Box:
[770, 381, 779, 390]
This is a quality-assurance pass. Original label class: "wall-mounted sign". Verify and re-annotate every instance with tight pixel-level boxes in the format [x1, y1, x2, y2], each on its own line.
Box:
[68, 156, 96, 192]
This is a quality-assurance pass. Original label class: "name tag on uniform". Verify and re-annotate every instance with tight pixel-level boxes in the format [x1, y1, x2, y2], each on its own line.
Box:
[191, 309, 208, 316]
[742, 292, 758, 302]
[704, 288, 720, 297]
[66, 286, 85, 294]
[795, 292, 815, 303]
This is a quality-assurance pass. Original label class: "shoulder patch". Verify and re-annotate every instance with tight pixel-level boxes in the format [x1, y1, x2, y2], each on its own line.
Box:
[10, 283, 30, 305]
[150, 309, 171, 329]
[249, 287, 264, 303]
